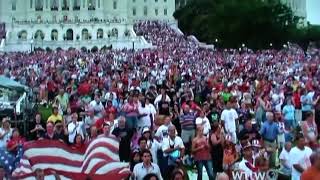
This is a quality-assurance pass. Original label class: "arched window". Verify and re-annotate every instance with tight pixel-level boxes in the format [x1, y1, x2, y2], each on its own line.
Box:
[18, 30, 28, 40]
[82, 29, 89, 40]
[62, 0, 69, 10]
[111, 28, 118, 38]
[144, 6, 148, 16]
[88, 0, 95, 10]
[35, 0, 44, 11]
[34, 30, 45, 40]
[73, 0, 80, 10]
[113, 1, 117, 10]
[51, 29, 58, 41]
[97, 29, 103, 39]
[51, 0, 59, 11]
[66, 29, 73, 40]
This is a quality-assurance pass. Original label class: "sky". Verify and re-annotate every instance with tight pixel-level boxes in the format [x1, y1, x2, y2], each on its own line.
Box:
[307, 0, 320, 25]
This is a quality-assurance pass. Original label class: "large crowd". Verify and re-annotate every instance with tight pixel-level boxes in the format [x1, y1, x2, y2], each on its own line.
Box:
[1, 20, 320, 180]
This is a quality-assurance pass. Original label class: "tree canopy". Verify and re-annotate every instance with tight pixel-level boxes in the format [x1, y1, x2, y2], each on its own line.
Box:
[173, 0, 319, 50]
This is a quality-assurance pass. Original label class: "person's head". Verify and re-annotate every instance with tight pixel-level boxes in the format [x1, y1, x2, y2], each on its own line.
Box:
[72, 113, 78, 123]
[53, 106, 59, 115]
[35, 168, 45, 180]
[141, 149, 152, 164]
[199, 110, 205, 118]
[242, 142, 253, 158]
[211, 122, 221, 134]
[226, 100, 232, 109]
[2, 117, 10, 129]
[266, 112, 274, 123]
[90, 125, 98, 137]
[118, 116, 126, 128]
[286, 98, 292, 105]
[35, 113, 41, 123]
[59, 88, 64, 95]
[196, 126, 204, 137]
[171, 168, 184, 180]
[217, 173, 230, 180]
[183, 105, 190, 113]
[143, 173, 159, 180]
[244, 119, 252, 130]
[138, 137, 147, 150]
[12, 128, 20, 138]
[164, 116, 171, 125]
[74, 134, 83, 145]
[296, 133, 306, 149]
[46, 122, 54, 134]
[168, 125, 176, 139]
[103, 122, 111, 136]
[94, 93, 101, 103]
[132, 150, 141, 163]
[305, 111, 314, 122]
[310, 151, 320, 170]
[284, 141, 292, 152]
[142, 127, 151, 139]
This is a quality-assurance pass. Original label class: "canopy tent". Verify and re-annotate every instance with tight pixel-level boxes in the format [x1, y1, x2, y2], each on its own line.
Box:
[0, 75, 28, 92]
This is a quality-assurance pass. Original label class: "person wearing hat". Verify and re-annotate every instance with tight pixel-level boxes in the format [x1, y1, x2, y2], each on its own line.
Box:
[238, 142, 257, 178]
[141, 126, 161, 164]
[0, 117, 12, 150]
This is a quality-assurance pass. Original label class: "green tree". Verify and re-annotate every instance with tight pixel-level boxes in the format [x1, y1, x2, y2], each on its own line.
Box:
[174, 0, 306, 49]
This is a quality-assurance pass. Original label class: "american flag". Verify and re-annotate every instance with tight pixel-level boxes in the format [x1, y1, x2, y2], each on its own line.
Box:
[12, 137, 130, 180]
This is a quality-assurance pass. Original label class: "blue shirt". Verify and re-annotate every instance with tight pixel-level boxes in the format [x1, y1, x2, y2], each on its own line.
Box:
[282, 105, 295, 120]
[260, 121, 279, 141]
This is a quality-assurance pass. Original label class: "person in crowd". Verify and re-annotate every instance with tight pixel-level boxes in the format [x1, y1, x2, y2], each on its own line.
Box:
[238, 142, 256, 178]
[29, 113, 46, 140]
[195, 110, 211, 137]
[179, 105, 196, 157]
[138, 97, 155, 131]
[67, 113, 85, 144]
[143, 173, 160, 180]
[112, 116, 134, 162]
[279, 142, 292, 179]
[223, 135, 238, 175]
[6, 128, 25, 155]
[162, 125, 185, 179]
[301, 151, 320, 180]
[289, 134, 313, 180]
[141, 127, 161, 164]
[221, 100, 238, 144]
[238, 119, 261, 142]
[209, 122, 224, 174]
[302, 111, 318, 149]
[155, 116, 173, 142]
[282, 99, 296, 129]
[89, 93, 104, 119]
[132, 149, 163, 180]
[260, 111, 279, 168]
[71, 134, 86, 152]
[122, 96, 139, 130]
[130, 149, 141, 172]
[47, 106, 63, 124]
[0, 117, 13, 150]
[87, 125, 98, 142]
[191, 126, 215, 180]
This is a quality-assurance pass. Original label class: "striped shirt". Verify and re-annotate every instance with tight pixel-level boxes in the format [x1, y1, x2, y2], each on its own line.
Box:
[180, 113, 196, 130]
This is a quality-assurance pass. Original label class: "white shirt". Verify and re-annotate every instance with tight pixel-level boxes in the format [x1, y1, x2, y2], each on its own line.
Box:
[147, 139, 162, 164]
[238, 158, 254, 178]
[289, 146, 312, 180]
[155, 123, 171, 142]
[138, 104, 156, 128]
[67, 121, 85, 143]
[162, 136, 184, 157]
[195, 116, 211, 135]
[221, 108, 238, 133]
[279, 148, 291, 175]
[0, 128, 12, 149]
[89, 100, 104, 117]
[133, 162, 163, 180]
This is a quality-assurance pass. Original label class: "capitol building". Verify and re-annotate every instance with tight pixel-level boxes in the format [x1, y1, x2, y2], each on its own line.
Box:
[0, 0, 175, 51]
[0, 0, 307, 52]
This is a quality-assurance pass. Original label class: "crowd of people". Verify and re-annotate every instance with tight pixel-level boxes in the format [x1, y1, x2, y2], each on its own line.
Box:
[0, 20, 320, 180]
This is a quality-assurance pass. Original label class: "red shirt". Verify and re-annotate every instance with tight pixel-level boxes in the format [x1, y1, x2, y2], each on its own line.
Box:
[78, 82, 91, 95]
[7, 136, 25, 152]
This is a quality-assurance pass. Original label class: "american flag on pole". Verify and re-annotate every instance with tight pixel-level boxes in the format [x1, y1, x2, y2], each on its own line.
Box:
[12, 137, 130, 180]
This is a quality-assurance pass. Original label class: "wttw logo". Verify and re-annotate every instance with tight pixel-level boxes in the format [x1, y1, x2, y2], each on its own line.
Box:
[231, 170, 278, 180]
